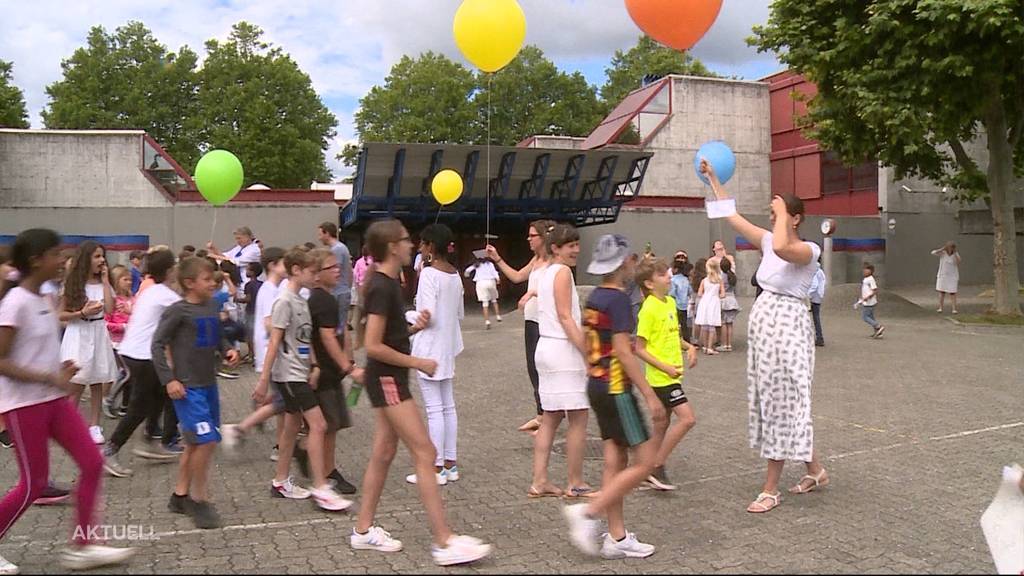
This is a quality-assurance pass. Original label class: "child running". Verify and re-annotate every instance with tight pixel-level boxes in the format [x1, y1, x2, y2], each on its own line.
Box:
[350, 219, 491, 566]
[464, 257, 502, 329]
[856, 261, 886, 339]
[152, 257, 240, 528]
[0, 228, 136, 572]
[59, 241, 118, 444]
[254, 248, 352, 511]
[634, 258, 698, 491]
[405, 224, 465, 486]
[565, 233, 666, 559]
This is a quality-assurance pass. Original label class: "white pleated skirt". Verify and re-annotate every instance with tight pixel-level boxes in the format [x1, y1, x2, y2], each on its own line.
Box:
[61, 319, 118, 385]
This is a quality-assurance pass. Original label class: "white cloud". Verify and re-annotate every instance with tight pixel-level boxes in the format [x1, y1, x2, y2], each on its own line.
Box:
[2, 0, 776, 182]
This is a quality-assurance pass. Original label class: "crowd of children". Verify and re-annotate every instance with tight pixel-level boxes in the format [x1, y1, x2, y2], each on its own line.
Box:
[0, 214, 894, 572]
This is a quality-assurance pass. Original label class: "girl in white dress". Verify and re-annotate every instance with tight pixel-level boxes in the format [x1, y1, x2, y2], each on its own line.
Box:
[695, 259, 725, 355]
[931, 242, 961, 314]
[529, 224, 593, 499]
[59, 242, 118, 444]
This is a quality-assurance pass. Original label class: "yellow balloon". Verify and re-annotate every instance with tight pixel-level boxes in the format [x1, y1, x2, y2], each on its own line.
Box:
[453, 0, 527, 73]
[431, 169, 464, 206]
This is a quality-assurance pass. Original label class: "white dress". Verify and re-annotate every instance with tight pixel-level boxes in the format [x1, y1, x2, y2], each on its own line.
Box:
[534, 264, 588, 411]
[935, 251, 960, 294]
[60, 283, 118, 385]
[695, 278, 723, 327]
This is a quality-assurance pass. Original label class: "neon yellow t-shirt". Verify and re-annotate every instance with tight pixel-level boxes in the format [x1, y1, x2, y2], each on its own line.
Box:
[636, 294, 684, 388]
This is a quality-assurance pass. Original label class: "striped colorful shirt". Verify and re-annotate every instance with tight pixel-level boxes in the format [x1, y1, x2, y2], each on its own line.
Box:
[583, 286, 634, 395]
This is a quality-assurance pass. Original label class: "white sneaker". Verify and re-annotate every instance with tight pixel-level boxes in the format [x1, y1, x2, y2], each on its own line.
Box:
[563, 503, 600, 556]
[431, 534, 493, 566]
[89, 426, 104, 445]
[0, 553, 18, 575]
[441, 466, 460, 482]
[600, 532, 656, 559]
[350, 526, 403, 552]
[271, 476, 311, 500]
[405, 472, 447, 486]
[221, 424, 243, 451]
[60, 544, 136, 570]
[485, 320, 492, 329]
[311, 485, 353, 512]
[496, 315, 503, 322]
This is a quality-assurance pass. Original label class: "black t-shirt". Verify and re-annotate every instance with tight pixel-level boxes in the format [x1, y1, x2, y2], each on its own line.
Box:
[363, 271, 411, 386]
[309, 287, 343, 386]
[243, 279, 263, 315]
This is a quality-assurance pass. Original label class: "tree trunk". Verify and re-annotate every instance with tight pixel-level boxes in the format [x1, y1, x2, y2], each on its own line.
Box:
[984, 106, 1022, 316]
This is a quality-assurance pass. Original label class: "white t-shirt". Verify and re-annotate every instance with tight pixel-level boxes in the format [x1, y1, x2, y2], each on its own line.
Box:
[861, 276, 879, 306]
[411, 267, 465, 381]
[754, 232, 822, 299]
[524, 265, 545, 323]
[0, 287, 65, 413]
[228, 242, 262, 284]
[253, 278, 283, 373]
[118, 283, 181, 360]
[469, 261, 499, 283]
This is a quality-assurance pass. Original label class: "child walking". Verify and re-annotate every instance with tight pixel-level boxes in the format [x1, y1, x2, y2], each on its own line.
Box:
[405, 224, 465, 486]
[634, 258, 698, 491]
[0, 228, 136, 572]
[465, 258, 502, 329]
[103, 265, 134, 418]
[565, 233, 667, 559]
[719, 258, 741, 352]
[350, 219, 491, 566]
[856, 262, 886, 338]
[59, 241, 118, 444]
[694, 259, 725, 355]
[153, 257, 240, 529]
[255, 249, 352, 512]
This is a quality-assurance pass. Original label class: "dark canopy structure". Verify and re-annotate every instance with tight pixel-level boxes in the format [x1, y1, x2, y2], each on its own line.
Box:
[341, 142, 653, 232]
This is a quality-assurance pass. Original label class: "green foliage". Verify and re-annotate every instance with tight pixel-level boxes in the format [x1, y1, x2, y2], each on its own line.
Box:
[600, 36, 717, 112]
[0, 60, 30, 129]
[42, 22, 201, 168]
[197, 22, 337, 187]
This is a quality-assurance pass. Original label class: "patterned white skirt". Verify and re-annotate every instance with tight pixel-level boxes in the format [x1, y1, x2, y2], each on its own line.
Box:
[746, 291, 816, 461]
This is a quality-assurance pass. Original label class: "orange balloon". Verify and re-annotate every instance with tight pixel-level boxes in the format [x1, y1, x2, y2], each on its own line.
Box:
[624, 0, 723, 51]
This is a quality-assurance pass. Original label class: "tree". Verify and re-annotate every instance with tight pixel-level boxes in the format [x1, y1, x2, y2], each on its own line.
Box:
[600, 35, 717, 110]
[42, 22, 201, 168]
[0, 60, 30, 128]
[353, 52, 478, 148]
[473, 45, 603, 146]
[752, 0, 1022, 315]
[198, 22, 337, 187]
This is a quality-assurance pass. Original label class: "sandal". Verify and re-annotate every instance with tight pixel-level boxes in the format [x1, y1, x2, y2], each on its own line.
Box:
[705, 348, 719, 356]
[746, 491, 781, 513]
[518, 417, 541, 432]
[527, 485, 563, 499]
[788, 468, 829, 494]
[564, 486, 598, 499]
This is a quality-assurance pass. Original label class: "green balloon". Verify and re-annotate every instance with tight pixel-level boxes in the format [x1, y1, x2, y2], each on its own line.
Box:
[195, 150, 244, 206]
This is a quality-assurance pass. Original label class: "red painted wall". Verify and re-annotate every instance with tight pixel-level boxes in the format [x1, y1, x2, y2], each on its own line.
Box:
[765, 70, 878, 216]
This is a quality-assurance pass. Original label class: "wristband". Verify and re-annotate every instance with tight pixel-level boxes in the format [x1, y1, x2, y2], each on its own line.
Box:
[310, 363, 320, 370]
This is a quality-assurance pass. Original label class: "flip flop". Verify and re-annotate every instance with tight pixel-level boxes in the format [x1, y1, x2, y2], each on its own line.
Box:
[527, 485, 563, 499]
[564, 486, 598, 499]
[518, 417, 541, 432]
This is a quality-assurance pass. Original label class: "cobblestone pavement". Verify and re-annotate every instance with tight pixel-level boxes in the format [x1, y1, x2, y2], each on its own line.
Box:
[1, 294, 1021, 574]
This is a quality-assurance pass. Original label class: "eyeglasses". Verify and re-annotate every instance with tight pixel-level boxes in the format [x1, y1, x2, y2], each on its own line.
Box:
[321, 264, 339, 272]
[527, 233, 540, 239]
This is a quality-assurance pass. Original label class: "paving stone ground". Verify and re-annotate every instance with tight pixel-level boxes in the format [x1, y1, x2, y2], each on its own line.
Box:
[1, 287, 1021, 574]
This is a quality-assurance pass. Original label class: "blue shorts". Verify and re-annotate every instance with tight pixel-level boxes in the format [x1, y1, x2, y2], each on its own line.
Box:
[173, 386, 222, 445]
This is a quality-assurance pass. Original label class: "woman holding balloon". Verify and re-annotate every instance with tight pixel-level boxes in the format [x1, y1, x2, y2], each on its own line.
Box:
[699, 157, 828, 514]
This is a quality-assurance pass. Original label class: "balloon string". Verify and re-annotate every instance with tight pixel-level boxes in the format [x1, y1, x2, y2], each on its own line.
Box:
[210, 206, 218, 243]
[486, 73, 492, 245]
[435, 204, 442, 224]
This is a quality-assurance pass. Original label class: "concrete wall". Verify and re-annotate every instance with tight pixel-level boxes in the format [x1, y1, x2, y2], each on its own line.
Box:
[0, 130, 170, 208]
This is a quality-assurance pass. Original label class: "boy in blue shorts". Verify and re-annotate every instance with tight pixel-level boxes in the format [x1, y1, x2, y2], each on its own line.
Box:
[564, 234, 666, 559]
[634, 258, 698, 491]
[152, 257, 239, 529]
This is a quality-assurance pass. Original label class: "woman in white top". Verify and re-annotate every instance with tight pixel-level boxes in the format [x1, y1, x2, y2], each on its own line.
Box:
[931, 241, 961, 314]
[405, 224, 465, 486]
[529, 224, 593, 499]
[486, 219, 555, 434]
[702, 159, 828, 514]
[207, 226, 262, 285]
[59, 242, 118, 445]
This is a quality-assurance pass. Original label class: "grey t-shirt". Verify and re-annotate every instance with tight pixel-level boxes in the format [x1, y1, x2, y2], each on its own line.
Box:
[270, 288, 314, 383]
[151, 300, 229, 388]
[329, 241, 352, 298]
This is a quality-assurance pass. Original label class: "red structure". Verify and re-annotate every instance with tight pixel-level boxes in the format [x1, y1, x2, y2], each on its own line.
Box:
[765, 70, 879, 216]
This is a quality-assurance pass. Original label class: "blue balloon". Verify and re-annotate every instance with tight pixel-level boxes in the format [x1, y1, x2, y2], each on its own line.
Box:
[694, 140, 736, 185]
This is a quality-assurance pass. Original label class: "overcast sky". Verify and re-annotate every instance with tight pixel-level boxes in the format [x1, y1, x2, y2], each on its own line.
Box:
[1, 0, 779, 180]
